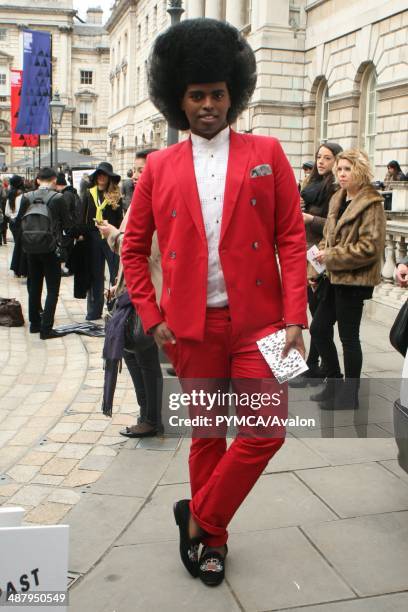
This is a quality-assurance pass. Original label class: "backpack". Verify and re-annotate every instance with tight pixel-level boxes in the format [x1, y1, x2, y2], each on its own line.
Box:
[21, 190, 60, 254]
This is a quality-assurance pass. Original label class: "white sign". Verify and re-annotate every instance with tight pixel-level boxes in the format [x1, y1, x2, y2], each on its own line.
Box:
[71, 168, 95, 194]
[0, 524, 69, 612]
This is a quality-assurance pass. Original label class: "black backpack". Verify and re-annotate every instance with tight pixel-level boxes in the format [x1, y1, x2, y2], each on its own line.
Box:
[21, 190, 60, 254]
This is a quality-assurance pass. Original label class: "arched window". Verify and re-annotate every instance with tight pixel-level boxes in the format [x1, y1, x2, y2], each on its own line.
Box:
[121, 136, 124, 148]
[79, 148, 91, 156]
[364, 69, 377, 169]
[320, 84, 329, 142]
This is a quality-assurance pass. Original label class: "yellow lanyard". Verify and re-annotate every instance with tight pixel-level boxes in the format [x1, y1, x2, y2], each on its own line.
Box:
[90, 186, 109, 223]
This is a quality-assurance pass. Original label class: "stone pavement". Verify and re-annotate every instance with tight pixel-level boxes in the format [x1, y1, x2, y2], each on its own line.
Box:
[1, 240, 408, 611]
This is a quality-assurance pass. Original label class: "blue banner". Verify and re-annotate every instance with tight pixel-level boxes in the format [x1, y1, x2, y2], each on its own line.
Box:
[16, 29, 52, 135]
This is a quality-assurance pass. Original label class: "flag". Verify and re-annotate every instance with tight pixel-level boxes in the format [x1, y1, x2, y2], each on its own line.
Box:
[15, 29, 52, 135]
[10, 69, 39, 148]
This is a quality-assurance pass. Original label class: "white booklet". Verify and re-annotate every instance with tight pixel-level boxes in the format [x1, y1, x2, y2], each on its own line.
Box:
[257, 328, 309, 384]
[307, 244, 326, 275]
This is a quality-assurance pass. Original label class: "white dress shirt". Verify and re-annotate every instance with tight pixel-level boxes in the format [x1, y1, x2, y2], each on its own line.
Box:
[191, 126, 230, 307]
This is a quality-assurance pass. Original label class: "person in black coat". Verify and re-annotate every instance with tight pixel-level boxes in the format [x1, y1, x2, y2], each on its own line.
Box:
[78, 162, 123, 320]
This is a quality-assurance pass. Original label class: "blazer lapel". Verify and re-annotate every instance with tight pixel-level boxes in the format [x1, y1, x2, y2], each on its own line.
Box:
[220, 130, 251, 242]
[173, 138, 207, 243]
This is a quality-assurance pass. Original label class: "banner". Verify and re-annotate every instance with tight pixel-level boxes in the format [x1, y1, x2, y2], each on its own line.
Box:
[10, 69, 39, 147]
[16, 29, 51, 135]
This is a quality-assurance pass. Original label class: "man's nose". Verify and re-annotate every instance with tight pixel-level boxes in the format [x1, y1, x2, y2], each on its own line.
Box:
[202, 96, 214, 109]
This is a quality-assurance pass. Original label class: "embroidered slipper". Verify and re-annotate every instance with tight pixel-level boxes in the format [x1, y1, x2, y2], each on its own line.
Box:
[173, 499, 200, 577]
[199, 544, 228, 587]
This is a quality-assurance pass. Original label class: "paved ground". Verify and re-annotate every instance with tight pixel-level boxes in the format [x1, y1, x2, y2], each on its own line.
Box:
[1, 240, 408, 611]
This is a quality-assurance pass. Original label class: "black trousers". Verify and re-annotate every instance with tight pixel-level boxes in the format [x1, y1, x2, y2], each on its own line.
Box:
[310, 283, 373, 380]
[123, 344, 163, 428]
[27, 252, 61, 331]
[87, 231, 119, 320]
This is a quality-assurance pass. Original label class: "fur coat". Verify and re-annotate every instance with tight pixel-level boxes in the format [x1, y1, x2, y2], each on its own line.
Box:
[319, 185, 386, 287]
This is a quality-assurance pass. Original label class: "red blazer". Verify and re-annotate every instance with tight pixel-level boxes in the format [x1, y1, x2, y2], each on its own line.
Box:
[122, 130, 308, 342]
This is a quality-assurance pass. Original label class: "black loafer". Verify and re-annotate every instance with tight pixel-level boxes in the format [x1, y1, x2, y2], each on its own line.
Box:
[173, 499, 200, 577]
[199, 544, 228, 587]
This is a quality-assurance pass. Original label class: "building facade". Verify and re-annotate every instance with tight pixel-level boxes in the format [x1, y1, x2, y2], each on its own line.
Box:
[0, 0, 110, 171]
[105, 0, 407, 185]
[0, 0, 406, 184]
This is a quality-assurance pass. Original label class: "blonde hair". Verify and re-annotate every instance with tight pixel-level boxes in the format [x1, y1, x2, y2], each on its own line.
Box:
[105, 182, 121, 209]
[335, 149, 373, 187]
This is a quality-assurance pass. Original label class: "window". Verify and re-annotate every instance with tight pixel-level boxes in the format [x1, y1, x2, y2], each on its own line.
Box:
[364, 70, 377, 169]
[320, 84, 329, 142]
[137, 24, 141, 47]
[136, 67, 140, 101]
[79, 100, 92, 126]
[80, 70, 93, 85]
[79, 148, 91, 156]
[144, 60, 148, 99]
[145, 15, 149, 40]
[123, 72, 127, 107]
[153, 5, 158, 30]
[0, 29, 6, 41]
[0, 73, 7, 96]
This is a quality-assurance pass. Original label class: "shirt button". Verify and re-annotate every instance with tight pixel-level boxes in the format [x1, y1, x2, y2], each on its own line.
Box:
[251, 198, 257, 206]
[256, 279, 262, 286]
[171, 209, 177, 217]
[169, 251, 176, 259]
[252, 241, 259, 249]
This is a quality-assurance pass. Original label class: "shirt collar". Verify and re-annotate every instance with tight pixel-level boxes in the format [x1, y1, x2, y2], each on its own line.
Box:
[191, 125, 230, 150]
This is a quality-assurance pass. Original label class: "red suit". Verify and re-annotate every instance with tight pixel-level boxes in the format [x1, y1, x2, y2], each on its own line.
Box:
[122, 130, 307, 546]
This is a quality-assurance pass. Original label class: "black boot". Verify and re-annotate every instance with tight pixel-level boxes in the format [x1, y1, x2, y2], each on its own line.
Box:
[333, 379, 360, 410]
[310, 376, 343, 407]
[289, 365, 323, 388]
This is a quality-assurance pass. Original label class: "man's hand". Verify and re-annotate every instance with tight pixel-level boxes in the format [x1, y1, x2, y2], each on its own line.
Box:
[281, 326, 305, 360]
[396, 263, 408, 288]
[152, 322, 176, 348]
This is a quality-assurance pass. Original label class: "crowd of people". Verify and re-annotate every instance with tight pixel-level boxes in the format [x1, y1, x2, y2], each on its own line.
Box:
[0, 15, 407, 590]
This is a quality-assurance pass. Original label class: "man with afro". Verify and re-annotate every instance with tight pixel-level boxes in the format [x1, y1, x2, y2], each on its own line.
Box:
[122, 18, 307, 586]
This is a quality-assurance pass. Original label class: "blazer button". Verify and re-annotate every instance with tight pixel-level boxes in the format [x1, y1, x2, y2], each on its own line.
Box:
[256, 279, 262, 286]
[251, 198, 257, 206]
[171, 209, 177, 218]
[167, 287, 171, 295]
[252, 241, 259, 250]
[169, 251, 176, 259]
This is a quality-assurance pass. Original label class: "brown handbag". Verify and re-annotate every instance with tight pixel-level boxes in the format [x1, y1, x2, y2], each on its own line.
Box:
[0, 297, 25, 327]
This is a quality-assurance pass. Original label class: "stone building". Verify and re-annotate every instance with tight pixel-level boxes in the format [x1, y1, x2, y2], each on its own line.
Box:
[104, 0, 407, 186]
[0, 0, 110, 171]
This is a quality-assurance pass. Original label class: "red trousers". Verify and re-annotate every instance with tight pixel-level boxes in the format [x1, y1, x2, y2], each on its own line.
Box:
[165, 307, 287, 547]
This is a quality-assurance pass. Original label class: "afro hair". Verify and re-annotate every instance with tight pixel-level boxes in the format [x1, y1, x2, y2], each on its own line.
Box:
[148, 18, 257, 131]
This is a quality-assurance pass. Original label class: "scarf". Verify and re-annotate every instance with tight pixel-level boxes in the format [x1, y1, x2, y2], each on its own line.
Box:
[90, 185, 109, 223]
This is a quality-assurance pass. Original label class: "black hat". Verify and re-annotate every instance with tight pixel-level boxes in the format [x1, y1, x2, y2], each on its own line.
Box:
[89, 162, 121, 185]
[56, 172, 67, 186]
[302, 161, 314, 170]
[9, 174, 25, 189]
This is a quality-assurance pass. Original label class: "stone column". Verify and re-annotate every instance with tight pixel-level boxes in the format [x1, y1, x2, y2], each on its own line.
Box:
[251, 0, 289, 30]
[205, 0, 222, 20]
[225, 0, 244, 29]
[188, 0, 205, 18]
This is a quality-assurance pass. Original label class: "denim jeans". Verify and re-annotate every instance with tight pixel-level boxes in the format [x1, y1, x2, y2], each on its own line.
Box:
[123, 343, 163, 428]
[310, 283, 373, 380]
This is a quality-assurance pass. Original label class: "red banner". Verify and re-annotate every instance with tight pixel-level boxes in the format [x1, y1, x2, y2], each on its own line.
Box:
[10, 69, 39, 148]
